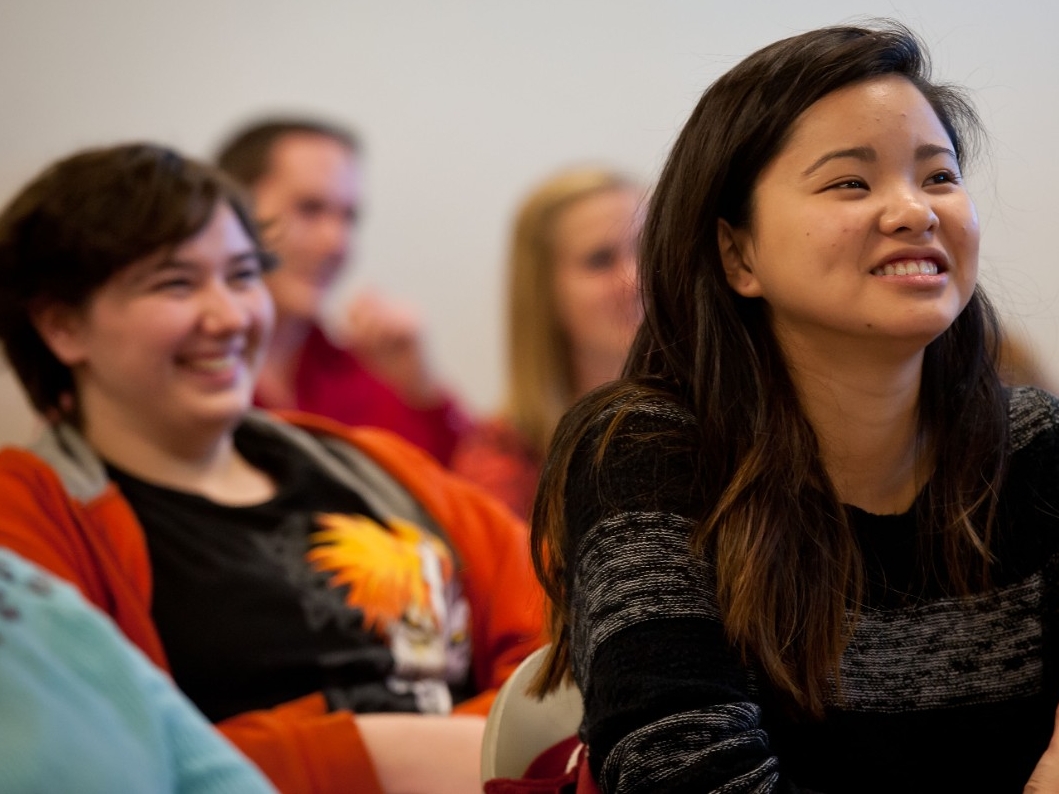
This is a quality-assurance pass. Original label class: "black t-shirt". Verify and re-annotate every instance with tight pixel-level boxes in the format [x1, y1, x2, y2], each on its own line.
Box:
[106, 426, 472, 723]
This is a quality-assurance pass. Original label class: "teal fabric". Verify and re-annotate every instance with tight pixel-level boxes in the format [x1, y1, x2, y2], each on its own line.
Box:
[0, 548, 276, 793]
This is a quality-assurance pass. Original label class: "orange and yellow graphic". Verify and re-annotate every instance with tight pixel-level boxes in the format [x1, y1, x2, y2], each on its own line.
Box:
[306, 513, 454, 635]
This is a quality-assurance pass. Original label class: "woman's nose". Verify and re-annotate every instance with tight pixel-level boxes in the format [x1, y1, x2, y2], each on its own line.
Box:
[201, 282, 250, 334]
[879, 186, 939, 236]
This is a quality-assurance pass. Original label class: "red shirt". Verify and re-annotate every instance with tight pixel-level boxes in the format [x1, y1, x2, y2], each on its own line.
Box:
[257, 325, 471, 465]
[451, 417, 542, 520]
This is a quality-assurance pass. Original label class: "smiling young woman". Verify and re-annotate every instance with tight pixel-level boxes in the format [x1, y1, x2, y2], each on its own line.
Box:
[33, 201, 277, 503]
[719, 76, 979, 365]
[529, 21, 1059, 794]
[0, 144, 542, 794]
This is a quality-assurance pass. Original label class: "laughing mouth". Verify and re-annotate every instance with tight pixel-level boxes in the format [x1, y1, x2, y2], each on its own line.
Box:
[870, 259, 940, 277]
[182, 354, 241, 373]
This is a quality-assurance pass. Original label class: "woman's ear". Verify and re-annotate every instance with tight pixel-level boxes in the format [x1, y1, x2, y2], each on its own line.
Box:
[31, 304, 88, 366]
[717, 219, 763, 298]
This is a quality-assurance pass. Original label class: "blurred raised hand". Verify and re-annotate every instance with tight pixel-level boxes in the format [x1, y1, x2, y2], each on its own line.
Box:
[339, 289, 446, 409]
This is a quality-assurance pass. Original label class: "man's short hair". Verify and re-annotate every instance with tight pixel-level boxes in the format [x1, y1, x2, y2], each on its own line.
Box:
[215, 118, 361, 189]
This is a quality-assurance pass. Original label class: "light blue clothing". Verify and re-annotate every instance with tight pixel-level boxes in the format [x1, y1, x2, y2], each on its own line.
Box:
[0, 547, 276, 793]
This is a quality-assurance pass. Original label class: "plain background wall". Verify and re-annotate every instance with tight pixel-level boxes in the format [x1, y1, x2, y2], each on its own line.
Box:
[2, 0, 1058, 445]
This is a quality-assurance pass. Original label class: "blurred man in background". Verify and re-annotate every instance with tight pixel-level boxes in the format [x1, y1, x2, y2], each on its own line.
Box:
[216, 118, 470, 464]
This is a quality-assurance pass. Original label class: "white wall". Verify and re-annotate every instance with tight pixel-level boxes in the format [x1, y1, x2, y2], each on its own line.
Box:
[2, 0, 1057, 443]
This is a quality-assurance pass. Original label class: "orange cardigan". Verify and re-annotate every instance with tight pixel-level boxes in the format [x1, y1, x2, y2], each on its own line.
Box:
[0, 410, 544, 793]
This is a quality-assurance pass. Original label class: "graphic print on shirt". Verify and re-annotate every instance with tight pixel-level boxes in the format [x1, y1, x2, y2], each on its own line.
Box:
[305, 512, 470, 713]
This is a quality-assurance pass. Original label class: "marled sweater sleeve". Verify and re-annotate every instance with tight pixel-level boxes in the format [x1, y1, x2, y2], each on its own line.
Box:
[565, 398, 796, 794]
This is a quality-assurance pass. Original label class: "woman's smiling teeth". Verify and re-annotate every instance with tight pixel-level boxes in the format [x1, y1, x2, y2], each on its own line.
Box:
[871, 259, 939, 277]
[182, 354, 240, 373]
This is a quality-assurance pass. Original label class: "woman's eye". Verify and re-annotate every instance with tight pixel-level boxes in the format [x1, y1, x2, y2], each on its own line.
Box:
[926, 169, 961, 186]
[154, 278, 193, 292]
[226, 254, 267, 286]
[584, 249, 617, 270]
[829, 178, 868, 191]
[230, 265, 262, 284]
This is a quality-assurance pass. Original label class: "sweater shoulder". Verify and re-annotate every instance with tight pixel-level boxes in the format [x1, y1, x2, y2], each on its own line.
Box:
[1008, 386, 1059, 453]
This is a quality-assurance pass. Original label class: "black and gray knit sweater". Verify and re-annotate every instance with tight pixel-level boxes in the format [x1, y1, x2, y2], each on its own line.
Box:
[565, 386, 1059, 793]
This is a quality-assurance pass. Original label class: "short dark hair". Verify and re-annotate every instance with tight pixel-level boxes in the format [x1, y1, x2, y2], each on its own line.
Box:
[0, 142, 271, 420]
[215, 117, 361, 189]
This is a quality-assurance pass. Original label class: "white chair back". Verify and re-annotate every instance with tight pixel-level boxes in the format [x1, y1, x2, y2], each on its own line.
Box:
[480, 646, 584, 782]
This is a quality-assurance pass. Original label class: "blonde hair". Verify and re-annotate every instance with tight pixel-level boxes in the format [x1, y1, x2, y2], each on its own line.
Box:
[502, 167, 640, 457]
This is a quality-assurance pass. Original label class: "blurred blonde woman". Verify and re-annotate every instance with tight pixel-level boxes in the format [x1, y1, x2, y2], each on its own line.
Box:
[452, 168, 644, 518]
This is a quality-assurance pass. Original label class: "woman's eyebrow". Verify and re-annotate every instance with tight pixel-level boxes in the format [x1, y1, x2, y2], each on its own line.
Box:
[916, 143, 957, 161]
[120, 255, 189, 285]
[802, 146, 875, 177]
[163, 250, 259, 269]
[801, 142, 957, 177]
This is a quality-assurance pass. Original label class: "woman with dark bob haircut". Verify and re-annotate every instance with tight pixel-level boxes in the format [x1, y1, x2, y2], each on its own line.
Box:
[530, 21, 1059, 793]
[0, 144, 542, 794]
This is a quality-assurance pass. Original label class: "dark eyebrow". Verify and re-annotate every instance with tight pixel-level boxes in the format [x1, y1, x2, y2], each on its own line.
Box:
[802, 142, 957, 177]
[161, 250, 261, 270]
[802, 146, 875, 177]
[916, 143, 957, 162]
[128, 249, 261, 283]
[126, 256, 191, 282]
[227, 250, 263, 265]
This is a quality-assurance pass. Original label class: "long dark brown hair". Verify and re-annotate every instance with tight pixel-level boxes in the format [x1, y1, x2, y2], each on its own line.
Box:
[530, 21, 1007, 717]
